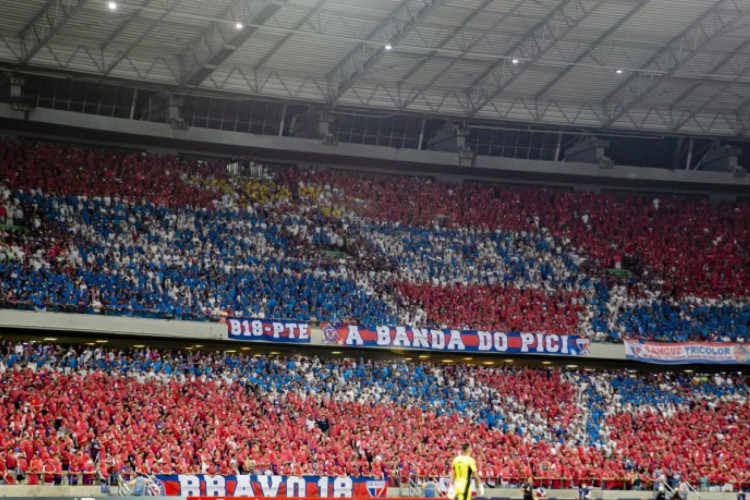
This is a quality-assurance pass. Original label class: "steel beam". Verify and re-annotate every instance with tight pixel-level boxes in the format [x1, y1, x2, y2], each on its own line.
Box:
[19, 0, 91, 65]
[253, 0, 328, 71]
[178, 0, 287, 87]
[601, 0, 750, 128]
[396, 0, 494, 86]
[534, 0, 650, 99]
[738, 116, 750, 136]
[101, 0, 158, 52]
[468, 0, 608, 117]
[104, 0, 187, 76]
[398, 0, 528, 111]
[734, 90, 750, 134]
[325, 0, 447, 105]
[667, 36, 750, 116]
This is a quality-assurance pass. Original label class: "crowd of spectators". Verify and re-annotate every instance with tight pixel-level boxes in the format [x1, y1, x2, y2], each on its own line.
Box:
[2, 140, 750, 342]
[1, 341, 748, 490]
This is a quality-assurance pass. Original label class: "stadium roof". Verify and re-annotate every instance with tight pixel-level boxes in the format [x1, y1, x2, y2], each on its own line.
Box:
[1, 0, 750, 137]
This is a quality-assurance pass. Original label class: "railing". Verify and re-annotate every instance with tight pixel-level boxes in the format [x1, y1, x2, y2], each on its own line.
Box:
[4, 471, 749, 493]
[2, 471, 99, 486]
[663, 482, 676, 496]
[397, 475, 426, 498]
[398, 474, 648, 490]
[686, 481, 701, 500]
[394, 475, 750, 493]
[116, 474, 166, 497]
[0, 300, 332, 325]
[0, 300, 228, 322]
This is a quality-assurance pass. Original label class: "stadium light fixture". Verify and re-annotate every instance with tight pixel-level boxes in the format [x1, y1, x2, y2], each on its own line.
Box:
[482, 361, 494, 365]
[236, 22, 244, 30]
[504, 359, 514, 363]
[108, 1, 117, 10]
[418, 354, 430, 359]
[225, 349, 237, 353]
[566, 364, 578, 369]
[384, 43, 393, 51]
[331, 351, 343, 355]
[132, 344, 145, 348]
[463, 357, 473, 361]
[684, 369, 694, 373]
[403, 357, 412, 361]
[194, 344, 203, 348]
[240, 346, 251, 351]
[541, 360, 552, 365]
[511, 59, 519, 64]
[44, 337, 57, 341]
[442, 359, 453, 363]
[85, 342, 96, 346]
[270, 351, 280, 355]
[615, 69, 623, 74]
[95, 339, 109, 343]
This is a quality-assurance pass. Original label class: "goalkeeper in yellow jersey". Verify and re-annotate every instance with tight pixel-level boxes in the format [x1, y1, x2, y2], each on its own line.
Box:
[449, 443, 484, 500]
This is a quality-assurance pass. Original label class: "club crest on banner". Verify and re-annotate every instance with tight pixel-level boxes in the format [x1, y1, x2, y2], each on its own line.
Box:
[575, 338, 590, 355]
[735, 344, 750, 364]
[624, 339, 750, 365]
[631, 345, 642, 358]
[323, 324, 340, 344]
[365, 480, 387, 497]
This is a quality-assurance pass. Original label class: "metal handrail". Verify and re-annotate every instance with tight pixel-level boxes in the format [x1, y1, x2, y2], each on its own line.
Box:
[398, 475, 427, 498]
[685, 481, 701, 500]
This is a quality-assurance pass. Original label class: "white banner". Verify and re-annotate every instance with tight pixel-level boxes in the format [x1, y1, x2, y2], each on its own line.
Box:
[624, 339, 750, 365]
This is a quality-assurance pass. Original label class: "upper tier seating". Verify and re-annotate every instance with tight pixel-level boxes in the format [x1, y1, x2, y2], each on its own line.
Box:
[2, 140, 749, 342]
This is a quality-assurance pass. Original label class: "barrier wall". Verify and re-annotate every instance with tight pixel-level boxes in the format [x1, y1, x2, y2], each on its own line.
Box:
[0, 310, 626, 360]
[0, 486, 740, 499]
[0, 485, 100, 497]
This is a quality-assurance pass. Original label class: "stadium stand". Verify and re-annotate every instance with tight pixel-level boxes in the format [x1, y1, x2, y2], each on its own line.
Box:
[0, 342, 748, 490]
[2, 140, 750, 342]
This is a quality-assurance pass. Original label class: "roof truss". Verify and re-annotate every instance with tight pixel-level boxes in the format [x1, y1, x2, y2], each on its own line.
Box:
[397, 0, 524, 112]
[324, 0, 447, 105]
[2, 0, 750, 138]
[178, 0, 287, 87]
[103, 0, 188, 76]
[395, 0, 494, 88]
[252, 0, 328, 71]
[601, 0, 750, 128]
[467, 0, 609, 117]
[101, 0, 158, 52]
[533, 0, 651, 99]
[19, 0, 91, 65]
